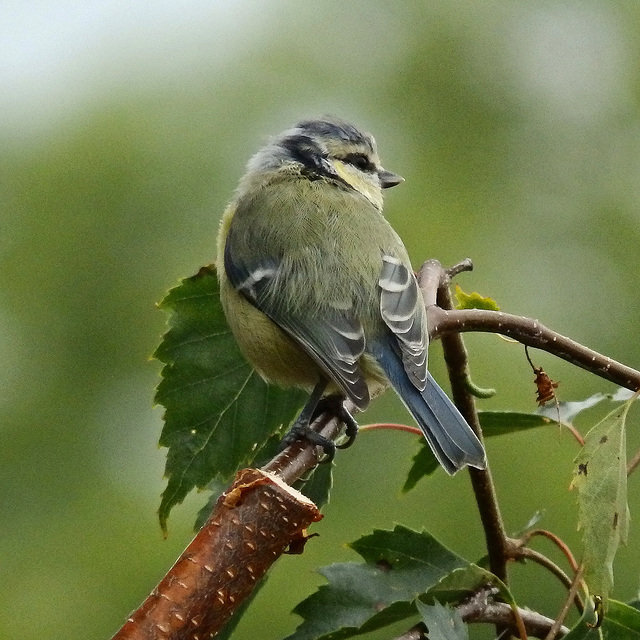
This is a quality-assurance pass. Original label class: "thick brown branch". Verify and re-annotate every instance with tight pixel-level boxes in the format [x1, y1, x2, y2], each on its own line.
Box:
[428, 307, 640, 392]
[263, 407, 348, 482]
[111, 413, 342, 640]
[112, 469, 321, 640]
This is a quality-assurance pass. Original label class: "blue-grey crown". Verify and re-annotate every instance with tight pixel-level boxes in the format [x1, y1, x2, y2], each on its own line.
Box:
[246, 117, 375, 178]
[294, 118, 375, 153]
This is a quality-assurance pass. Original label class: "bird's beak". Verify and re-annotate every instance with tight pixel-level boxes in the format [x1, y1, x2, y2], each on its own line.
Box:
[378, 169, 404, 189]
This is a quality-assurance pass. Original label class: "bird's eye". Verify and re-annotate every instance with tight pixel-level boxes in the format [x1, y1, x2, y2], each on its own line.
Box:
[342, 153, 373, 172]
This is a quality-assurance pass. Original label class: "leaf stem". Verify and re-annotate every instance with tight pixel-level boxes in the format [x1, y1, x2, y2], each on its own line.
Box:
[359, 422, 422, 436]
[510, 545, 584, 614]
[562, 423, 586, 447]
[627, 447, 640, 476]
[518, 529, 580, 573]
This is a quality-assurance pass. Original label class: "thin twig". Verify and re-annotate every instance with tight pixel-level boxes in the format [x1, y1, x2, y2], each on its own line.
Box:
[391, 602, 569, 640]
[419, 259, 510, 586]
[428, 306, 640, 393]
[264, 404, 349, 483]
[465, 602, 569, 639]
[544, 566, 584, 640]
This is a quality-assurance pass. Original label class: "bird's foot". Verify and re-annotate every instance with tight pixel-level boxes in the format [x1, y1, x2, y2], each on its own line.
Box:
[280, 421, 336, 462]
[279, 394, 359, 462]
[312, 394, 359, 449]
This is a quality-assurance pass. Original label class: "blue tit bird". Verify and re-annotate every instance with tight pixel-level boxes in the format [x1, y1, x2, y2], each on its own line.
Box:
[216, 117, 486, 473]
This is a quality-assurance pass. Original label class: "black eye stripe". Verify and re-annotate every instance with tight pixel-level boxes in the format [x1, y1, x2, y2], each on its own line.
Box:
[280, 134, 325, 170]
[342, 153, 374, 172]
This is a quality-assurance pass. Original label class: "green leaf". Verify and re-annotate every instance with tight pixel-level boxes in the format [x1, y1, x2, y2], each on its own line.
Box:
[416, 601, 468, 640]
[454, 284, 500, 311]
[153, 266, 306, 529]
[564, 599, 640, 639]
[571, 397, 633, 605]
[286, 526, 501, 640]
[404, 411, 552, 491]
[348, 526, 466, 578]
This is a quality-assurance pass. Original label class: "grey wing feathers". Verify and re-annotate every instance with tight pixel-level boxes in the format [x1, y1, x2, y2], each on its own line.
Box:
[275, 308, 370, 410]
[379, 255, 428, 390]
[224, 238, 369, 409]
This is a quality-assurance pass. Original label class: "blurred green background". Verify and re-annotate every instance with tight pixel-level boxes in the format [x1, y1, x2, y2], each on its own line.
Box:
[2, 2, 640, 638]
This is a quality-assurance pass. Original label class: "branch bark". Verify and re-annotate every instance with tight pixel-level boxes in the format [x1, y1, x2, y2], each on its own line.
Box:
[111, 412, 343, 640]
[112, 468, 321, 640]
[392, 596, 570, 640]
[428, 307, 640, 392]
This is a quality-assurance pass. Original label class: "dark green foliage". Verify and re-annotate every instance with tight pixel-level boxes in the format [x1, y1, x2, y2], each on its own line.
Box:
[154, 266, 306, 529]
[286, 526, 508, 640]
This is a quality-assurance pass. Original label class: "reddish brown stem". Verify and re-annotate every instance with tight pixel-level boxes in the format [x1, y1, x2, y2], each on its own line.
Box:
[544, 566, 584, 640]
[563, 423, 585, 447]
[627, 447, 640, 476]
[519, 529, 580, 573]
[360, 422, 422, 435]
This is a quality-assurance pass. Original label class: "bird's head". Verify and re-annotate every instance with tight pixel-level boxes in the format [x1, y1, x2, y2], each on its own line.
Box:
[246, 117, 403, 210]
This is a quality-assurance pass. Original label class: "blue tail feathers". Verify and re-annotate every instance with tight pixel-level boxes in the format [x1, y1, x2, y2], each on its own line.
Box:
[419, 372, 486, 473]
[369, 339, 486, 474]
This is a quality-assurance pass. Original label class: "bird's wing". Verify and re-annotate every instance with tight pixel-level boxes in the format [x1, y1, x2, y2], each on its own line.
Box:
[378, 255, 428, 390]
[223, 232, 370, 410]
